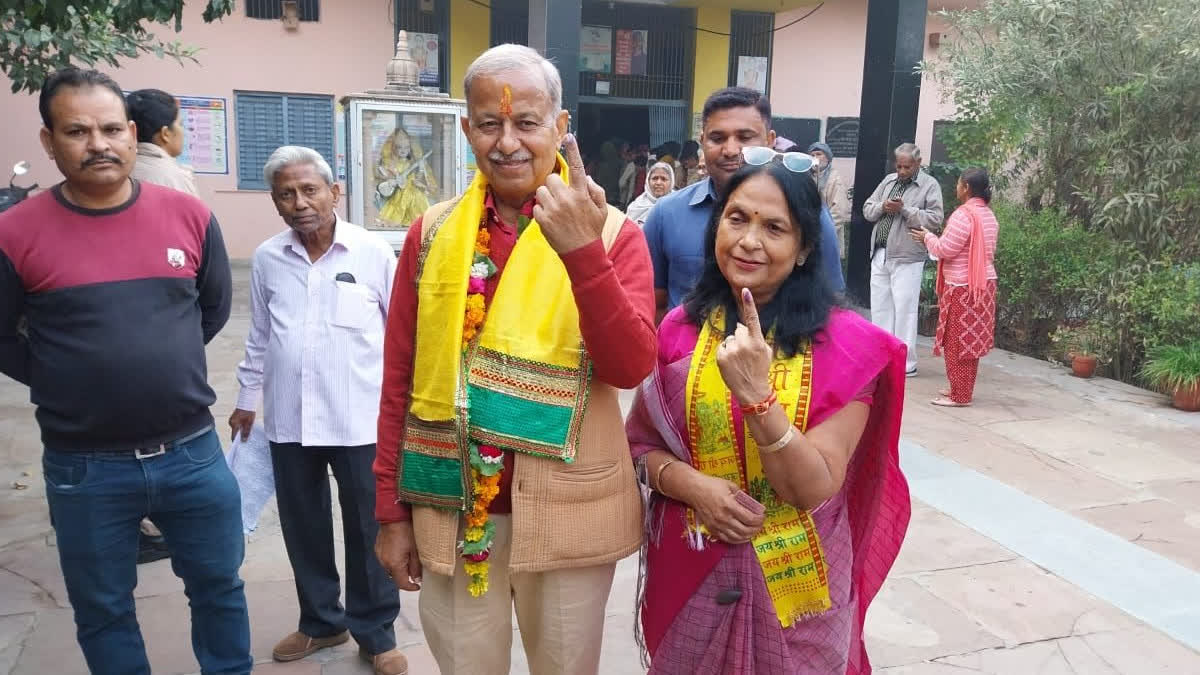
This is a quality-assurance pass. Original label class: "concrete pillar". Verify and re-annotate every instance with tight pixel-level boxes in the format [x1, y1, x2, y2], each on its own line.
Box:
[847, 0, 929, 306]
[528, 0, 582, 124]
[449, 0, 490, 99]
[692, 7, 731, 136]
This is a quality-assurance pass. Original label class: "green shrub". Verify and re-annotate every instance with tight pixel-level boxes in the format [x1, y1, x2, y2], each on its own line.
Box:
[1141, 341, 1200, 394]
[989, 200, 1200, 383]
[991, 201, 1121, 358]
[1102, 260, 1200, 380]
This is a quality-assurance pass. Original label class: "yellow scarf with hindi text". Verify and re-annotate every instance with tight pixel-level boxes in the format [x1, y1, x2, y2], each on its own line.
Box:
[685, 308, 832, 627]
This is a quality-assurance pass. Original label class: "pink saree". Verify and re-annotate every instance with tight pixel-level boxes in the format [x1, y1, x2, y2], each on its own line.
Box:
[627, 307, 911, 674]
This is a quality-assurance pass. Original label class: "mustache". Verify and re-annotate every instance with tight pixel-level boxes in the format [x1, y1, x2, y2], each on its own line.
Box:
[488, 151, 532, 162]
[82, 154, 122, 168]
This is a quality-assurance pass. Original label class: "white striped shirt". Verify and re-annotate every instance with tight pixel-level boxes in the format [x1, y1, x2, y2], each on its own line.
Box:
[235, 219, 397, 446]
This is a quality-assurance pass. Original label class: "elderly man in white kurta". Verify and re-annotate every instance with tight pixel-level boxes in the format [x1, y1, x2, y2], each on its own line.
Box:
[229, 146, 407, 675]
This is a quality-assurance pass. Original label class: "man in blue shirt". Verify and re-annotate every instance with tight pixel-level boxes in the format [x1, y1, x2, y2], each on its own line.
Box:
[644, 88, 845, 318]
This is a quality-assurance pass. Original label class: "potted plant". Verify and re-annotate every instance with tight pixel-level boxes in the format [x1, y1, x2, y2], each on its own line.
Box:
[1140, 341, 1200, 412]
[1050, 324, 1104, 378]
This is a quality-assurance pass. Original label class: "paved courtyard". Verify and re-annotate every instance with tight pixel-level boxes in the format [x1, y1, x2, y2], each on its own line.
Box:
[1, 263, 1199, 674]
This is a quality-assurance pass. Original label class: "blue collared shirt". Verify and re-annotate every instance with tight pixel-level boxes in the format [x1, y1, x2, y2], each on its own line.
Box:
[643, 177, 845, 310]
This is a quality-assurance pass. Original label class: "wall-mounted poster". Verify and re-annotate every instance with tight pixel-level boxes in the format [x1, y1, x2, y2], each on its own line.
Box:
[614, 29, 648, 76]
[407, 32, 440, 88]
[580, 26, 612, 73]
[177, 97, 228, 174]
[736, 56, 769, 94]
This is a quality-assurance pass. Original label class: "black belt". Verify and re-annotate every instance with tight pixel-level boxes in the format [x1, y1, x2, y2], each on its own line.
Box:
[88, 425, 215, 460]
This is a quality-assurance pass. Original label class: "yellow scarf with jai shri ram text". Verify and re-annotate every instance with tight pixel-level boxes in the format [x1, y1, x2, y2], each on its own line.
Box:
[685, 308, 832, 627]
[397, 155, 626, 511]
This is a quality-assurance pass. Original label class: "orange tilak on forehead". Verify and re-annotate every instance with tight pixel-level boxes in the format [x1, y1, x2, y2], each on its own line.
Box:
[499, 85, 513, 116]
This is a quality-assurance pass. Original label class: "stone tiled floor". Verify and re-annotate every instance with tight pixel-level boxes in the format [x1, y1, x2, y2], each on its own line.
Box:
[2, 265, 1199, 673]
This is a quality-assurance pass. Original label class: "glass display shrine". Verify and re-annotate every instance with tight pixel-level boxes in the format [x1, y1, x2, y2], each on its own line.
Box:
[341, 91, 470, 251]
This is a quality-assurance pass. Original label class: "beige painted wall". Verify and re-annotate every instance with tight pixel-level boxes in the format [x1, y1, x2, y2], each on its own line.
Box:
[0, 0, 394, 258]
[769, 0, 958, 189]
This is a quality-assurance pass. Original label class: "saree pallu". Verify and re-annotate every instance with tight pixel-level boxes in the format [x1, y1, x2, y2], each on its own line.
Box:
[933, 280, 997, 360]
[627, 308, 911, 674]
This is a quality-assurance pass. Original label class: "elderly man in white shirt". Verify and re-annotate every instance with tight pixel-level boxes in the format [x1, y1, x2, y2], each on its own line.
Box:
[229, 146, 407, 675]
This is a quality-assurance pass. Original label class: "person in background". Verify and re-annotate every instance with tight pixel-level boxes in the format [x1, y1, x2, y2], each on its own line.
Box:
[230, 146, 406, 674]
[619, 149, 643, 207]
[910, 167, 998, 407]
[125, 87, 200, 567]
[643, 87, 845, 321]
[372, 44, 655, 674]
[628, 161, 909, 673]
[127, 88, 198, 197]
[593, 140, 625, 207]
[656, 140, 685, 189]
[0, 67, 245, 674]
[678, 139, 702, 188]
[808, 141, 851, 256]
[863, 143, 944, 377]
[626, 161, 675, 226]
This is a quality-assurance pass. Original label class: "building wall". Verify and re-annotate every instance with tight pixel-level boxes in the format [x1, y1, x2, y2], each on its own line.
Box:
[450, 0, 490, 99]
[692, 7, 732, 117]
[0, 0, 394, 258]
[768, 0, 958, 188]
[0, 0, 963, 256]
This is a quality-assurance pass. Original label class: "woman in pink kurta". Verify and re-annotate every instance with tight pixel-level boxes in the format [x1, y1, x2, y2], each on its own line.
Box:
[911, 168, 999, 406]
[627, 161, 911, 674]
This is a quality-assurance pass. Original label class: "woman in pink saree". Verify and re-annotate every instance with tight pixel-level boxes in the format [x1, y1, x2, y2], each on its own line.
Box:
[627, 161, 911, 674]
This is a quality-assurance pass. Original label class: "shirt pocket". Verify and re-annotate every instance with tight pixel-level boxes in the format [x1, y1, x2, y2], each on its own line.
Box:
[332, 280, 374, 331]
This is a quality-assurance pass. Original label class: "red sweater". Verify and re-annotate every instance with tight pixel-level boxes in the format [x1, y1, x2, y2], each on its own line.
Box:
[374, 198, 657, 522]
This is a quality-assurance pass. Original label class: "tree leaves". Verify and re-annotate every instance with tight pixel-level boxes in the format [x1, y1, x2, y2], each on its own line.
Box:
[0, 0, 233, 94]
[923, 0, 1200, 259]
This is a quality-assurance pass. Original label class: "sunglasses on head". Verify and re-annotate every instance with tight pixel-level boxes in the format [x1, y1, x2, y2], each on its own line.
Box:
[741, 146, 816, 174]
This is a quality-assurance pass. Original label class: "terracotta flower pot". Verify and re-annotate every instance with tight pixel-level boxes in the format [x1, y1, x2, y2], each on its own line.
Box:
[1172, 382, 1200, 412]
[1071, 355, 1098, 378]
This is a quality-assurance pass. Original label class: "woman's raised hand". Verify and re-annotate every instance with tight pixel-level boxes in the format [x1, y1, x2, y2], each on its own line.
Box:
[717, 288, 774, 407]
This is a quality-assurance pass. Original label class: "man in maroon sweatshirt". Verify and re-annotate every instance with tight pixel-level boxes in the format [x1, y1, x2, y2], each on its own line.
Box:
[0, 68, 247, 675]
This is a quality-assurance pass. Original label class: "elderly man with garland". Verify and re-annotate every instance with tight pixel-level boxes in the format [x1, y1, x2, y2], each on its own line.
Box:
[372, 44, 656, 675]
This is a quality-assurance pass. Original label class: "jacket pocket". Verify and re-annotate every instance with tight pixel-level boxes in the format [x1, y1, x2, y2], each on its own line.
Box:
[545, 460, 623, 501]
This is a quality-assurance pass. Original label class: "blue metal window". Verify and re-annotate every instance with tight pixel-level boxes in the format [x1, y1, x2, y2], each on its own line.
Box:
[235, 93, 334, 190]
[246, 0, 320, 21]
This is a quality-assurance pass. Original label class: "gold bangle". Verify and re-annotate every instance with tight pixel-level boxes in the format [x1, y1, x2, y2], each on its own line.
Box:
[758, 427, 796, 454]
[654, 459, 678, 495]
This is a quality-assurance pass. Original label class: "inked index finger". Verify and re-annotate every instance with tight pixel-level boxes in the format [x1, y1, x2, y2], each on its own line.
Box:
[562, 133, 588, 192]
[739, 287, 764, 340]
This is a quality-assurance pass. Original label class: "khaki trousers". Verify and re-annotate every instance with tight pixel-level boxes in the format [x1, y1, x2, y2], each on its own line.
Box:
[418, 515, 617, 675]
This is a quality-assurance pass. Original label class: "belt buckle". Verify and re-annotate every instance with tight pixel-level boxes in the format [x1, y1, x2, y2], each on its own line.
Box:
[134, 444, 167, 460]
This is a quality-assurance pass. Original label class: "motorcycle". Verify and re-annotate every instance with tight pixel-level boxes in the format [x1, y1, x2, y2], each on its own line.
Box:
[0, 162, 37, 213]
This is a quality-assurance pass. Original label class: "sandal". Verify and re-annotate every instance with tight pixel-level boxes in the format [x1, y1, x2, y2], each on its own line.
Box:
[939, 389, 951, 397]
[931, 397, 970, 407]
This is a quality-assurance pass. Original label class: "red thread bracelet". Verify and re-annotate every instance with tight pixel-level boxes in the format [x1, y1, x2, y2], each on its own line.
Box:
[739, 390, 777, 416]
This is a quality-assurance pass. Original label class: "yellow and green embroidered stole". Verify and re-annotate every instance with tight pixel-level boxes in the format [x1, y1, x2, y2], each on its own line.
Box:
[685, 309, 832, 627]
[397, 157, 622, 511]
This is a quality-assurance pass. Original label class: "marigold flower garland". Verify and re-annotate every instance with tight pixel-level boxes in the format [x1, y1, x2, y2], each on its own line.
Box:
[461, 221, 502, 597]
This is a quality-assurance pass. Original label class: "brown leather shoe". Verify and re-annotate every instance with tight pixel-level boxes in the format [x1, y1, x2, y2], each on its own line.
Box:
[360, 647, 409, 675]
[272, 630, 349, 662]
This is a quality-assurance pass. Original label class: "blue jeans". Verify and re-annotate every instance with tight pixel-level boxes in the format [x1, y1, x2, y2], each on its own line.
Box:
[43, 428, 252, 675]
